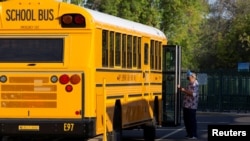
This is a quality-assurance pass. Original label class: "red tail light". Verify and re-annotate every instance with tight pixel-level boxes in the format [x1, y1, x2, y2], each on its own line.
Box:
[74, 15, 85, 24]
[59, 74, 70, 84]
[75, 110, 81, 115]
[65, 85, 73, 92]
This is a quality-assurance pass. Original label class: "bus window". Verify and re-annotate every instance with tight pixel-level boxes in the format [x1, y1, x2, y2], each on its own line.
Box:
[150, 40, 155, 69]
[122, 34, 127, 68]
[144, 43, 149, 65]
[155, 41, 159, 70]
[133, 36, 137, 68]
[0, 38, 63, 62]
[138, 37, 141, 69]
[159, 42, 162, 70]
[115, 33, 121, 66]
[102, 30, 109, 67]
[127, 35, 132, 68]
[110, 31, 114, 68]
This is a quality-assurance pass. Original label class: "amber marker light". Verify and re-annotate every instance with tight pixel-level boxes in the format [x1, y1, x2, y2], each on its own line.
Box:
[70, 74, 81, 84]
[62, 14, 73, 24]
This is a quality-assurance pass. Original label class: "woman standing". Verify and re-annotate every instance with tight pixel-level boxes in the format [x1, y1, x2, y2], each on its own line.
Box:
[178, 70, 199, 139]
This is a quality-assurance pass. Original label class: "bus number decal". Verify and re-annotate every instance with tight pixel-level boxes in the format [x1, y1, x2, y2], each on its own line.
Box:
[63, 123, 74, 131]
[6, 9, 54, 21]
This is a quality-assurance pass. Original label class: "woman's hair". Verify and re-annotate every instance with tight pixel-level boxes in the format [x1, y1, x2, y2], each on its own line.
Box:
[191, 73, 197, 79]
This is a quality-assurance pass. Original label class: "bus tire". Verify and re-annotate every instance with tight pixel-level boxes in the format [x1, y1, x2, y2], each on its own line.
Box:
[143, 120, 156, 141]
[144, 97, 158, 141]
[154, 96, 160, 126]
[108, 100, 122, 141]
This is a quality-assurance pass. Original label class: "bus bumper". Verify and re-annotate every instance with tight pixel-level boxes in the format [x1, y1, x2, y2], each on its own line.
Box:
[0, 118, 96, 138]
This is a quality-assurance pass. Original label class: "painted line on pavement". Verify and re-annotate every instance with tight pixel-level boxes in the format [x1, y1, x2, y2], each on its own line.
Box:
[155, 126, 185, 140]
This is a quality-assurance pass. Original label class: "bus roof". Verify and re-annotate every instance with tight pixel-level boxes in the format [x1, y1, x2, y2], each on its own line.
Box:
[85, 8, 166, 39]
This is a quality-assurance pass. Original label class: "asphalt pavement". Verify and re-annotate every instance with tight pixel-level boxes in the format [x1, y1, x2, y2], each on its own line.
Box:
[122, 111, 250, 141]
[2, 112, 249, 141]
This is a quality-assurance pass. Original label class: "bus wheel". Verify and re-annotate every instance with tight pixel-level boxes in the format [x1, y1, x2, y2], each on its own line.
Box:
[108, 100, 122, 141]
[143, 119, 156, 141]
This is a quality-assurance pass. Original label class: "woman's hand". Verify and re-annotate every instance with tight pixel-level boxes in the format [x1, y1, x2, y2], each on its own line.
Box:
[177, 85, 185, 92]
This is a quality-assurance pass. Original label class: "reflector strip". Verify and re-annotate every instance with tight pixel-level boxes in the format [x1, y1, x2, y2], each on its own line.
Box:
[1, 101, 57, 108]
[1, 85, 57, 91]
[18, 125, 40, 131]
[9, 77, 49, 83]
[1, 93, 56, 100]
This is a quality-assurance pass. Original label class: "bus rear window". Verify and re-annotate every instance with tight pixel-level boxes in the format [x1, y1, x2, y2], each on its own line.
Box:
[0, 38, 63, 62]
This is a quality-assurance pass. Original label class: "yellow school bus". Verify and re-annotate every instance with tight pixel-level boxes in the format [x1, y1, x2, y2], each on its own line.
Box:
[0, 0, 167, 140]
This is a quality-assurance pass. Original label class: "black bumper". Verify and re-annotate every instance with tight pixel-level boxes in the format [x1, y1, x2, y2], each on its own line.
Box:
[0, 118, 96, 138]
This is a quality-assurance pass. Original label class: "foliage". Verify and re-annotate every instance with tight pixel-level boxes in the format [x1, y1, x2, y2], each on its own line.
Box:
[63, 0, 250, 70]
[198, 0, 250, 69]
[160, 0, 209, 70]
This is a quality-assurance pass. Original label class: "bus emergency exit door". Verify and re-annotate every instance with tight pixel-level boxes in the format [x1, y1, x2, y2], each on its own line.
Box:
[162, 45, 181, 126]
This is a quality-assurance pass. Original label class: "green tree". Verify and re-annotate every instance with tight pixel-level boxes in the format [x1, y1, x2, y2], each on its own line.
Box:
[97, 0, 161, 26]
[64, 0, 210, 70]
[160, 0, 209, 70]
[198, 0, 250, 69]
[63, 0, 83, 5]
[226, 0, 250, 64]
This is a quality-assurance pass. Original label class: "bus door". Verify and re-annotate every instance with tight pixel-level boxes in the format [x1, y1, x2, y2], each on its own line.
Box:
[142, 38, 151, 112]
[162, 45, 181, 126]
[142, 41, 150, 94]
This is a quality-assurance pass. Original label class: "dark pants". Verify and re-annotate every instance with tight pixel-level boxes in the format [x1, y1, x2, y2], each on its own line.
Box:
[183, 107, 197, 137]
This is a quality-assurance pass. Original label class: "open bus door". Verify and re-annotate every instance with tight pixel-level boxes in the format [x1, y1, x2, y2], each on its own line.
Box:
[162, 45, 182, 127]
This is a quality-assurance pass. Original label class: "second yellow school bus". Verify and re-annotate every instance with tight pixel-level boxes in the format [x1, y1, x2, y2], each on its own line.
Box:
[0, 0, 167, 140]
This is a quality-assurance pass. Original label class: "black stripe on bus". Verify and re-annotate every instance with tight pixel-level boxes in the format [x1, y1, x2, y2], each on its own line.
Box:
[96, 83, 142, 87]
[96, 68, 161, 74]
[143, 83, 162, 85]
[144, 93, 149, 96]
[128, 94, 142, 98]
[150, 71, 162, 74]
[107, 95, 124, 99]
[150, 82, 162, 85]
[96, 68, 142, 73]
[153, 93, 162, 96]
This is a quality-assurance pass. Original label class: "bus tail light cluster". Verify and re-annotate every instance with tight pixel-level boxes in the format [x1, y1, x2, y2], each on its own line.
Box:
[61, 14, 86, 28]
[52, 74, 81, 92]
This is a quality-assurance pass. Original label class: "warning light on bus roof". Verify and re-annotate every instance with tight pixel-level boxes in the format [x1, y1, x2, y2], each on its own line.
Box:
[62, 15, 73, 25]
[61, 14, 86, 28]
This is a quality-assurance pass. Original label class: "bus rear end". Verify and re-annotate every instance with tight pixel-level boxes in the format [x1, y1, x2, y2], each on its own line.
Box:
[0, 0, 93, 138]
